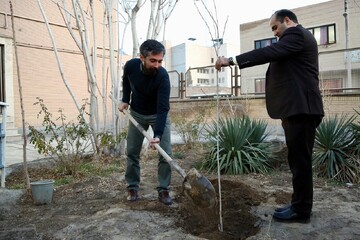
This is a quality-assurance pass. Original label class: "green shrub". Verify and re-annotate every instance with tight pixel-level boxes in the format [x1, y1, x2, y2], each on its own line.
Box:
[172, 110, 207, 148]
[28, 98, 93, 177]
[313, 114, 360, 184]
[97, 131, 127, 156]
[202, 116, 273, 175]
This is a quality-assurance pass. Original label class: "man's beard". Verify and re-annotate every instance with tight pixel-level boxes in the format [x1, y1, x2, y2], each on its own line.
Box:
[141, 62, 158, 76]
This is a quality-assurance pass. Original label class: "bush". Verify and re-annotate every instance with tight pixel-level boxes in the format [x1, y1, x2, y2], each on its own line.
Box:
[28, 98, 93, 177]
[97, 131, 127, 156]
[202, 116, 273, 175]
[172, 110, 207, 148]
[313, 114, 360, 184]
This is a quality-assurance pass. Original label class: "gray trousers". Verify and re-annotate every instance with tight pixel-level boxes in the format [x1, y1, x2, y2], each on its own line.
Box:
[125, 109, 172, 192]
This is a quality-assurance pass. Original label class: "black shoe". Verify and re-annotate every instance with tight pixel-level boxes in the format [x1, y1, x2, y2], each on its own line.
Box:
[158, 191, 172, 205]
[273, 208, 310, 223]
[127, 189, 138, 202]
[275, 204, 291, 212]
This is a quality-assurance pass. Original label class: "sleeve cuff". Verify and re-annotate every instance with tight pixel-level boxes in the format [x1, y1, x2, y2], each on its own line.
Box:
[232, 56, 238, 65]
[153, 135, 161, 140]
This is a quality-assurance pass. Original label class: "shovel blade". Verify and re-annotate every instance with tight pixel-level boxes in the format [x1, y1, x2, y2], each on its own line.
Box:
[183, 168, 216, 208]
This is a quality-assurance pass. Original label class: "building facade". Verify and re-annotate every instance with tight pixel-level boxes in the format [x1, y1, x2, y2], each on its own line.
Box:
[163, 40, 239, 98]
[239, 0, 360, 95]
[0, 1, 131, 138]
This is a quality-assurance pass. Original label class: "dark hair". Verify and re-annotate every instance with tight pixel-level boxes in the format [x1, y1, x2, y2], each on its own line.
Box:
[139, 39, 166, 57]
[273, 9, 298, 24]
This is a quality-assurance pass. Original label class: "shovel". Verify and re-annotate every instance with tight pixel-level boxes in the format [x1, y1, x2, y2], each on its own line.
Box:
[110, 95, 216, 208]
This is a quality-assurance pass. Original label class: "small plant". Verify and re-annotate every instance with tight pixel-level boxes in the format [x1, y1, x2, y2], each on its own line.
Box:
[202, 116, 273, 175]
[173, 150, 185, 159]
[28, 98, 93, 177]
[313, 114, 360, 184]
[97, 131, 127, 156]
[172, 110, 207, 148]
[6, 159, 124, 189]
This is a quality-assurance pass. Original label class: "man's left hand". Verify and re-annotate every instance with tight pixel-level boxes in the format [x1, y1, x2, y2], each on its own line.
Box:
[149, 137, 160, 150]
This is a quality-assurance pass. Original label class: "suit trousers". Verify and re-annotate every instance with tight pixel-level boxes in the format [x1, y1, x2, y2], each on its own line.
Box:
[281, 114, 322, 215]
[125, 109, 172, 192]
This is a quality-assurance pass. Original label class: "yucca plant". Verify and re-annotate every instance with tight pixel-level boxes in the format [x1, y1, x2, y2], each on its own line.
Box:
[351, 108, 360, 156]
[201, 116, 273, 175]
[313, 114, 360, 184]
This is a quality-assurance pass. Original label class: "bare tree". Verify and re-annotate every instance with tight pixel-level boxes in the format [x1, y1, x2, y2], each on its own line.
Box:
[193, 0, 229, 232]
[39, 0, 121, 155]
[121, 0, 178, 57]
[146, 0, 178, 41]
[9, 1, 30, 189]
[121, 0, 145, 57]
[193, 0, 228, 56]
[36, 0, 180, 157]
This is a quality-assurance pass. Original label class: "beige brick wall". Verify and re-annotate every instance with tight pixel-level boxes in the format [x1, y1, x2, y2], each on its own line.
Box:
[0, 0, 131, 131]
[170, 94, 360, 127]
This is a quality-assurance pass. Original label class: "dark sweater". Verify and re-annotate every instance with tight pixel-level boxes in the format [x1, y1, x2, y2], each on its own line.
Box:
[122, 58, 171, 137]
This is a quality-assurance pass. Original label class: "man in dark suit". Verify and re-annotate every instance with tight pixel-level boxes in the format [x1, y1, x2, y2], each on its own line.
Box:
[215, 9, 324, 223]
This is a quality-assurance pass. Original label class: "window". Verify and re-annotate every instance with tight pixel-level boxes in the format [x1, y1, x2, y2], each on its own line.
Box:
[0, 44, 4, 104]
[198, 78, 209, 85]
[255, 78, 265, 93]
[197, 68, 209, 74]
[320, 78, 342, 93]
[255, 38, 277, 49]
[218, 77, 225, 84]
[308, 24, 336, 45]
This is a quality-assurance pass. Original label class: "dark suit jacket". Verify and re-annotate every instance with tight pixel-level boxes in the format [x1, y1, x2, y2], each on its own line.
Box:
[235, 25, 324, 119]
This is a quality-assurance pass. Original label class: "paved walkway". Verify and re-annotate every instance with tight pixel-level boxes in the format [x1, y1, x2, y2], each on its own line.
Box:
[2, 128, 284, 175]
[4, 141, 44, 167]
[3, 131, 185, 168]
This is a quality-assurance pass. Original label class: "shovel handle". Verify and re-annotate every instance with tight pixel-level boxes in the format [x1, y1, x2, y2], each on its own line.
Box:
[109, 95, 187, 178]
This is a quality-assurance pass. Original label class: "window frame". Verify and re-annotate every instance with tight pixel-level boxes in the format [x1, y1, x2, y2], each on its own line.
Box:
[254, 78, 265, 94]
[320, 78, 343, 93]
[308, 24, 336, 46]
[254, 37, 277, 49]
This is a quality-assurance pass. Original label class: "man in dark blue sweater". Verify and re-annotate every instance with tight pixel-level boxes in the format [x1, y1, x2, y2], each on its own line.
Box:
[118, 39, 172, 205]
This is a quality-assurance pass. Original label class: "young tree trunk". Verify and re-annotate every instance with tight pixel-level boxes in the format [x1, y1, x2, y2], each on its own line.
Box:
[9, 0, 30, 189]
[38, 0, 97, 154]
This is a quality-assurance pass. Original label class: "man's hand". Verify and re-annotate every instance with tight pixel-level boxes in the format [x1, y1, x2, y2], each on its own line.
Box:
[215, 56, 230, 71]
[118, 102, 129, 113]
[149, 137, 160, 150]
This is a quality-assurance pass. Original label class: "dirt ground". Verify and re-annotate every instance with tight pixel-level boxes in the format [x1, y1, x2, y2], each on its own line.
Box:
[1, 145, 359, 240]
